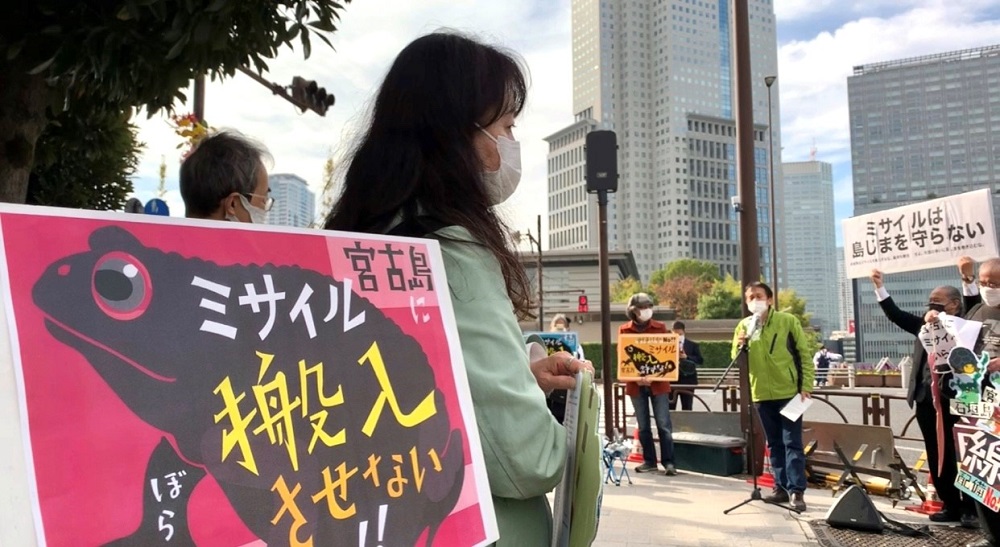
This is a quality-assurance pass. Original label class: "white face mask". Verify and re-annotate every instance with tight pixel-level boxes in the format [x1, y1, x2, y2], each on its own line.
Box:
[637, 309, 653, 322]
[479, 128, 522, 205]
[236, 194, 268, 224]
[748, 299, 769, 315]
[983, 286, 1000, 308]
[677, 335, 685, 345]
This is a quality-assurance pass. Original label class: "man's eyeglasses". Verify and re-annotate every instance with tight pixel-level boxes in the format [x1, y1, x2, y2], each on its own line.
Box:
[981, 280, 1000, 289]
[244, 193, 275, 212]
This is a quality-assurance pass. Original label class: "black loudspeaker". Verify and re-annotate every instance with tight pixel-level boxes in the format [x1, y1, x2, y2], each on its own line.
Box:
[825, 485, 884, 533]
[585, 130, 618, 193]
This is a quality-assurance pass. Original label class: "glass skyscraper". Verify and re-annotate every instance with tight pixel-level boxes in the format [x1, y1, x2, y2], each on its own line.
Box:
[848, 45, 1000, 361]
[266, 174, 316, 228]
[546, 0, 781, 283]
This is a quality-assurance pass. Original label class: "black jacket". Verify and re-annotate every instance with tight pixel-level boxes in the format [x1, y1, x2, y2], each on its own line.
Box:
[877, 295, 932, 408]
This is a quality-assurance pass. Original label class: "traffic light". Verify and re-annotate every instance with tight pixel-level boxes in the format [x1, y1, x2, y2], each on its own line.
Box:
[291, 76, 336, 116]
[578, 295, 589, 313]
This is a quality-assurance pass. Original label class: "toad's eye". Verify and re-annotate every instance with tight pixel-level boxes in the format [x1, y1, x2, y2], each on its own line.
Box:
[92, 252, 151, 320]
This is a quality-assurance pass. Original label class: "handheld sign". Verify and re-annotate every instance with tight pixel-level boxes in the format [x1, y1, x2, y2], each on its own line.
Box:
[617, 333, 680, 382]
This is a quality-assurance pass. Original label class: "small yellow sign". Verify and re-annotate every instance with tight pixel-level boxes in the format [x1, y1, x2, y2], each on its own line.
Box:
[617, 333, 680, 382]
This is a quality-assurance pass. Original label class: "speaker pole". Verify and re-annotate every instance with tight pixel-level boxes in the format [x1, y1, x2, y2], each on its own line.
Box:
[585, 130, 619, 439]
[598, 188, 613, 438]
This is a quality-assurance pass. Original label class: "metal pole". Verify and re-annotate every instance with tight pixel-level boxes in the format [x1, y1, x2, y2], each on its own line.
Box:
[537, 214, 544, 332]
[598, 190, 614, 438]
[193, 75, 205, 121]
[733, 0, 763, 476]
[765, 76, 778, 302]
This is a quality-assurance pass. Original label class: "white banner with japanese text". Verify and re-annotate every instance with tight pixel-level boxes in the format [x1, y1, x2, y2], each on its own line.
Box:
[842, 188, 998, 278]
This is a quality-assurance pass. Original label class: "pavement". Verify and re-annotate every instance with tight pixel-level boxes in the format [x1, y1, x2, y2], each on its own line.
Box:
[585, 386, 984, 546]
[588, 465, 971, 547]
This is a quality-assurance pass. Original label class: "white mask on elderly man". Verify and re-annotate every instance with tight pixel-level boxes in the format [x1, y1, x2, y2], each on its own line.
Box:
[637, 309, 653, 322]
[983, 286, 1000, 308]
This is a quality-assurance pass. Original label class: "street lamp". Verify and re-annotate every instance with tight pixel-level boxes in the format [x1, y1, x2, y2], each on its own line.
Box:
[764, 75, 778, 302]
[513, 215, 544, 331]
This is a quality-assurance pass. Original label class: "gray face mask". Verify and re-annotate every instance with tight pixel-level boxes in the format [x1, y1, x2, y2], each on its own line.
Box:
[235, 194, 268, 224]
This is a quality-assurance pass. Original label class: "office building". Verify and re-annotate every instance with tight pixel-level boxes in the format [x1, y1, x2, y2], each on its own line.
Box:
[848, 45, 1000, 361]
[781, 160, 838, 335]
[546, 0, 782, 282]
[267, 174, 316, 228]
[835, 246, 855, 332]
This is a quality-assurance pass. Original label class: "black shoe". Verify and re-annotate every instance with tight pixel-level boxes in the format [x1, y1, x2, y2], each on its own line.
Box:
[790, 492, 807, 512]
[965, 539, 992, 547]
[962, 512, 980, 529]
[929, 509, 961, 523]
[764, 488, 789, 504]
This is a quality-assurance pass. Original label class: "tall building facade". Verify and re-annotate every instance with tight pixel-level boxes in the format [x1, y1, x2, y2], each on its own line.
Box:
[267, 174, 316, 228]
[835, 246, 855, 332]
[849, 45, 1000, 361]
[781, 160, 838, 335]
[546, 0, 782, 282]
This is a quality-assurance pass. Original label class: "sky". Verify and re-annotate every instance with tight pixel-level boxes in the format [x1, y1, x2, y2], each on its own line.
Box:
[129, 0, 1000, 249]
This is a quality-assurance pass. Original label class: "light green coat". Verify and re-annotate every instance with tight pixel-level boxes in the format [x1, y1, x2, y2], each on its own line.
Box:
[438, 226, 566, 546]
[730, 309, 815, 402]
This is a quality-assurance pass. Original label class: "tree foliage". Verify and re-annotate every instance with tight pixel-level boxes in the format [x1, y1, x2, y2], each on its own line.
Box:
[696, 274, 743, 319]
[651, 276, 710, 320]
[27, 95, 143, 210]
[610, 277, 647, 303]
[649, 258, 720, 286]
[1, 0, 351, 204]
[778, 289, 821, 348]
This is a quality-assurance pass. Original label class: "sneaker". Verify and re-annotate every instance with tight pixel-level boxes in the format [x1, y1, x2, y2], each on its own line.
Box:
[635, 463, 657, 473]
[790, 492, 807, 512]
[662, 464, 677, 476]
[764, 488, 789, 504]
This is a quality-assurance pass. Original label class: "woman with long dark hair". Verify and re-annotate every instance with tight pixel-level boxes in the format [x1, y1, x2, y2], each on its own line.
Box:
[325, 32, 590, 545]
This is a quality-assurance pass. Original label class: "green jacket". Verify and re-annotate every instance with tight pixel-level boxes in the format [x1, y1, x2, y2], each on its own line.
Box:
[438, 226, 566, 546]
[730, 309, 815, 402]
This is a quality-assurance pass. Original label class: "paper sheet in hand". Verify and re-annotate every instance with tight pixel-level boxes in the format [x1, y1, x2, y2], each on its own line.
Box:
[551, 370, 602, 547]
[780, 396, 813, 422]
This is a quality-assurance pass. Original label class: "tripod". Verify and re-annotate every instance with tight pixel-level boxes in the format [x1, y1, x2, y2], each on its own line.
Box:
[713, 343, 799, 514]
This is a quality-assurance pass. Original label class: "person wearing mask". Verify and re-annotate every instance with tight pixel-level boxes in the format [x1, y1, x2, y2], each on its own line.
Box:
[323, 32, 591, 545]
[179, 130, 274, 222]
[731, 282, 814, 512]
[812, 347, 842, 388]
[870, 269, 975, 527]
[669, 321, 702, 411]
[931, 258, 1000, 547]
[620, 293, 677, 475]
[550, 313, 586, 360]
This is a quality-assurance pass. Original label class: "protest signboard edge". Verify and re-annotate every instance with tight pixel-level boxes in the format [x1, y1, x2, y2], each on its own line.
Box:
[0, 212, 44, 547]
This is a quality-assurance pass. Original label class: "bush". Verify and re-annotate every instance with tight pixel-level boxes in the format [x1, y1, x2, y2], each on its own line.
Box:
[582, 340, 736, 381]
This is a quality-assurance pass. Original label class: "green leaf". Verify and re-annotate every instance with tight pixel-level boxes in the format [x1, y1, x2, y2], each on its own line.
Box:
[193, 18, 212, 44]
[301, 28, 311, 59]
[308, 19, 336, 33]
[295, 1, 307, 20]
[205, 0, 229, 12]
[314, 31, 333, 50]
[166, 34, 189, 60]
[28, 55, 58, 75]
[5, 40, 24, 61]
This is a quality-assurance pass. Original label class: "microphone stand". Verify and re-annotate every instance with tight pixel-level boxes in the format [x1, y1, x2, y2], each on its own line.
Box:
[714, 342, 799, 514]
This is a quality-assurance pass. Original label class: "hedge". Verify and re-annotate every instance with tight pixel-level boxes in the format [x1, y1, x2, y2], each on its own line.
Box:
[581, 340, 735, 382]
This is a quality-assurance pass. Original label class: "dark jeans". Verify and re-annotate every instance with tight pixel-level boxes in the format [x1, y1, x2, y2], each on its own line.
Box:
[669, 373, 698, 411]
[756, 398, 807, 494]
[914, 401, 973, 515]
[816, 363, 829, 386]
[630, 387, 675, 465]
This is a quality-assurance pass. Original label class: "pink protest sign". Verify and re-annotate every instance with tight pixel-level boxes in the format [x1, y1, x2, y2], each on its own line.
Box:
[0, 206, 496, 547]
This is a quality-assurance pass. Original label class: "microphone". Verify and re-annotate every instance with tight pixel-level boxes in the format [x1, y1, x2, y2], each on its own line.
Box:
[740, 312, 763, 350]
